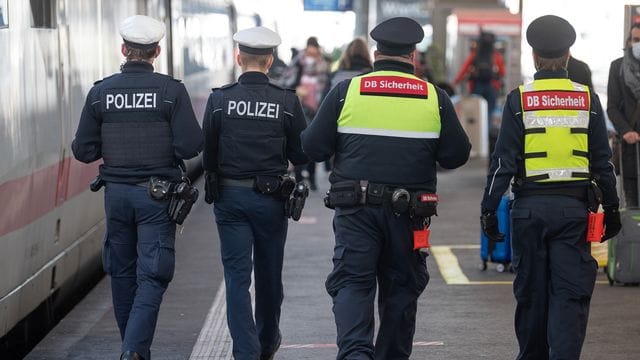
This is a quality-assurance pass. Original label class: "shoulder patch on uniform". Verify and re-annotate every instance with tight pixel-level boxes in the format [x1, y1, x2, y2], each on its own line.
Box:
[360, 75, 428, 99]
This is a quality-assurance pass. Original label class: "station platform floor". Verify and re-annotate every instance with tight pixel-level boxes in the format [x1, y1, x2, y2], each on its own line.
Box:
[25, 158, 640, 359]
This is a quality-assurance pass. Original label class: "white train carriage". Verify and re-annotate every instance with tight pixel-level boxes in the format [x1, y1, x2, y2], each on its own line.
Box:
[0, 0, 248, 352]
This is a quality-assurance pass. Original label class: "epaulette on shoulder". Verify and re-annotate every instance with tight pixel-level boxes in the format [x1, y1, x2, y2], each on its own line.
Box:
[93, 74, 115, 85]
[157, 73, 182, 82]
[275, 84, 297, 94]
[268, 82, 285, 90]
[213, 83, 238, 92]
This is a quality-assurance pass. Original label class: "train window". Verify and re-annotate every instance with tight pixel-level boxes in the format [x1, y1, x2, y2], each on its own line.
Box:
[30, 0, 56, 28]
[0, 0, 8, 28]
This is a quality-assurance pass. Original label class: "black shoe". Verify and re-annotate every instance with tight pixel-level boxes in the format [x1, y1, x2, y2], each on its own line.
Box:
[121, 351, 144, 360]
[260, 334, 282, 360]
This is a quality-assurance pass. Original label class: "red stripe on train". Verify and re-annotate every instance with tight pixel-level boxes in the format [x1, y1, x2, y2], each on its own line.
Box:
[0, 159, 101, 237]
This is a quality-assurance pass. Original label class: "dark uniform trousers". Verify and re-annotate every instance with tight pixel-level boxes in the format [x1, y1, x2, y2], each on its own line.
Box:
[620, 136, 640, 208]
[213, 186, 288, 360]
[103, 183, 176, 360]
[510, 195, 597, 360]
[326, 205, 429, 360]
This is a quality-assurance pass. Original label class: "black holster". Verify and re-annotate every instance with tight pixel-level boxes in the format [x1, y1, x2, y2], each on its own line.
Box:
[168, 178, 199, 225]
[90, 175, 105, 192]
[286, 182, 309, 221]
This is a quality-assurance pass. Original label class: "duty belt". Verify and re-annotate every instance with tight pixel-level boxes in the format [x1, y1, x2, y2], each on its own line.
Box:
[514, 186, 587, 201]
[324, 180, 438, 217]
[220, 178, 254, 188]
[220, 175, 297, 200]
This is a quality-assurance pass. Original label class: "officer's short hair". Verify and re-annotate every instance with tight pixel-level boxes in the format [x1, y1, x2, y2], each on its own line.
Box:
[124, 44, 157, 61]
[534, 53, 569, 71]
[239, 52, 271, 68]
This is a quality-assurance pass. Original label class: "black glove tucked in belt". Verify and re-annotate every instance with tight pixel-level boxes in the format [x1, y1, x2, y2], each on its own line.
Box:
[481, 210, 505, 243]
[204, 172, 220, 204]
[602, 205, 622, 242]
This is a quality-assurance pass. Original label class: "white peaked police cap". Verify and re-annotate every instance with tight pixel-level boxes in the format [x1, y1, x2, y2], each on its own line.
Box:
[233, 26, 281, 55]
[119, 15, 165, 47]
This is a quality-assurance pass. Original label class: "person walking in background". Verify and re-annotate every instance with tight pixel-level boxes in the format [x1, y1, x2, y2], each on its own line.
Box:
[284, 36, 330, 190]
[425, 44, 448, 85]
[567, 55, 593, 88]
[267, 47, 288, 83]
[608, 22, 640, 207]
[481, 15, 620, 359]
[202, 26, 308, 360]
[453, 30, 505, 156]
[72, 15, 203, 360]
[302, 17, 470, 359]
[321, 37, 373, 173]
[453, 31, 505, 118]
[326, 37, 373, 92]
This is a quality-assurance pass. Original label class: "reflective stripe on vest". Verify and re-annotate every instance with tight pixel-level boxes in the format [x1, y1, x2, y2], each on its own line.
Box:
[519, 79, 590, 182]
[337, 71, 441, 139]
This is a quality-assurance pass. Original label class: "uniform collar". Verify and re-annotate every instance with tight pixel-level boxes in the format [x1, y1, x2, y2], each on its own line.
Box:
[121, 61, 154, 73]
[238, 71, 270, 84]
[533, 69, 568, 80]
[373, 59, 415, 74]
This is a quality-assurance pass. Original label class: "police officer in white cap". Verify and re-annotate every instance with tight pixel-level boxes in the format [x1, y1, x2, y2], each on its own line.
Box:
[202, 26, 308, 360]
[72, 14, 203, 360]
[481, 15, 620, 359]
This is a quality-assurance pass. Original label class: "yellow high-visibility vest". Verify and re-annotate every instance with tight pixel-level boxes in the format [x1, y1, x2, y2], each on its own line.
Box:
[519, 78, 590, 182]
[337, 71, 441, 139]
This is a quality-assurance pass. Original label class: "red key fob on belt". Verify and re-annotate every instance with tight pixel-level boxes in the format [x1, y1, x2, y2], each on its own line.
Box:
[413, 227, 431, 250]
[586, 211, 604, 242]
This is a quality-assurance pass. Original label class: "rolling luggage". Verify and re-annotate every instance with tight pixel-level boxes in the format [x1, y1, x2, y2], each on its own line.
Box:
[480, 194, 512, 272]
[606, 221, 640, 285]
[606, 142, 640, 285]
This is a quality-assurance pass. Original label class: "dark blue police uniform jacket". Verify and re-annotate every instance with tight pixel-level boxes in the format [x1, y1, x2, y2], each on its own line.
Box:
[73, 61, 203, 183]
[301, 59, 471, 359]
[481, 69, 618, 360]
[202, 71, 308, 360]
[72, 61, 203, 360]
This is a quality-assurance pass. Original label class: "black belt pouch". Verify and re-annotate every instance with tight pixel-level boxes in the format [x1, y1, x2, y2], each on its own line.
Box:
[411, 191, 438, 217]
[366, 183, 385, 206]
[255, 175, 281, 195]
[329, 181, 362, 207]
